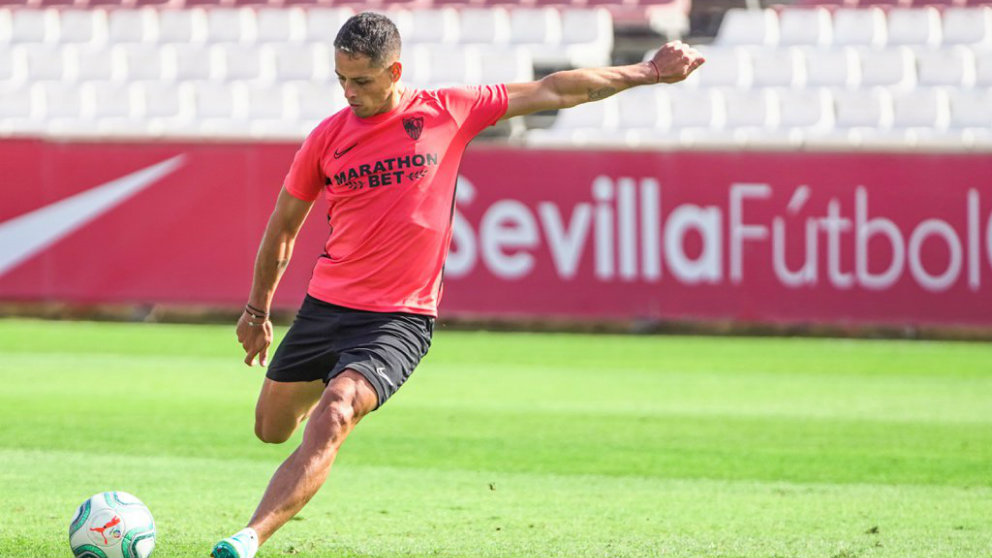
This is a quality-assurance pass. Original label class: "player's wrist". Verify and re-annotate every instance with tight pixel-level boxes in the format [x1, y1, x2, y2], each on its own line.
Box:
[243, 303, 270, 327]
[645, 60, 662, 84]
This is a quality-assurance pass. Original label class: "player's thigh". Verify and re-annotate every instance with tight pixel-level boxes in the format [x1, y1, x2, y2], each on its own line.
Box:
[255, 378, 326, 439]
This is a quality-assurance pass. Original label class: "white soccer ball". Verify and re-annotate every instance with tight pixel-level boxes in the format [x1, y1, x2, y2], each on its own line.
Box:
[68, 491, 156, 558]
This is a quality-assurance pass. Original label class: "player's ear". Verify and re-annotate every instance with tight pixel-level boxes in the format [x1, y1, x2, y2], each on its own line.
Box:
[389, 61, 402, 82]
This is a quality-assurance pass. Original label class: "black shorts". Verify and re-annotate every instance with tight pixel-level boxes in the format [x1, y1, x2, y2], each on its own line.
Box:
[266, 295, 434, 408]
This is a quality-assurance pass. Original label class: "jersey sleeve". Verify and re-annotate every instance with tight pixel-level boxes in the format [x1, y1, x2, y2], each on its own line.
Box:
[439, 84, 509, 140]
[283, 124, 328, 202]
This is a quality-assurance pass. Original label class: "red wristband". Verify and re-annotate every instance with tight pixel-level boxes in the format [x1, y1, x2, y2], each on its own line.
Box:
[647, 59, 661, 83]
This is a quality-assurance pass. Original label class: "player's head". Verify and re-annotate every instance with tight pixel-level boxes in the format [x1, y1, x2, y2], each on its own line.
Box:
[334, 12, 404, 118]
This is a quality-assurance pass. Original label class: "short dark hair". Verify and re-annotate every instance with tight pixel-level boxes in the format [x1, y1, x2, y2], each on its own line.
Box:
[334, 12, 401, 67]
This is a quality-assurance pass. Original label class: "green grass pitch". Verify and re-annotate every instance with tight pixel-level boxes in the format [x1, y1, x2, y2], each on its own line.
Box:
[1, 318, 990, 558]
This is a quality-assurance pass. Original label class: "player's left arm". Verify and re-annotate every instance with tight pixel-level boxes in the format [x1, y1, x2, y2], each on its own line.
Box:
[501, 40, 705, 120]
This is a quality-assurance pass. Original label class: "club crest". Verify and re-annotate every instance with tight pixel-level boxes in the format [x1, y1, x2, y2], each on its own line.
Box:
[402, 116, 424, 140]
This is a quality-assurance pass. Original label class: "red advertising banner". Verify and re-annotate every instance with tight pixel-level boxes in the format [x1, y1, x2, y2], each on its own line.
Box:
[1, 138, 990, 327]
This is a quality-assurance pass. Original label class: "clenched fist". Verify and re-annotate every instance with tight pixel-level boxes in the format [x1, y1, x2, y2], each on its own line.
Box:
[649, 40, 706, 84]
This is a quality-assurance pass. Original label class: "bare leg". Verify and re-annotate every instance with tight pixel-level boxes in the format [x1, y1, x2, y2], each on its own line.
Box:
[254, 378, 326, 444]
[247, 370, 378, 544]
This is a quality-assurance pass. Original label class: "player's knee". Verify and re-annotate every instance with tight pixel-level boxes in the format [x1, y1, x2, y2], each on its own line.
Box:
[254, 416, 295, 444]
[306, 397, 356, 450]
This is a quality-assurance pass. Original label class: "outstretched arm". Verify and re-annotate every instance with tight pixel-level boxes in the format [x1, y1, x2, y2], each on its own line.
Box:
[501, 40, 705, 120]
[237, 187, 315, 366]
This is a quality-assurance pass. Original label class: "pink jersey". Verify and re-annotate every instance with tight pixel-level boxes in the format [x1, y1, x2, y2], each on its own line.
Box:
[283, 85, 508, 317]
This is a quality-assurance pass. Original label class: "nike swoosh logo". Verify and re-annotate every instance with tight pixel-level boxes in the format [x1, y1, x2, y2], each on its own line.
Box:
[0, 155, 185, 277]
[333, 143, 358, 159]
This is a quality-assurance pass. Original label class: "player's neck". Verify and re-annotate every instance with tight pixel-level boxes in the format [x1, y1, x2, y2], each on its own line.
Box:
[371, 84, 407, 118]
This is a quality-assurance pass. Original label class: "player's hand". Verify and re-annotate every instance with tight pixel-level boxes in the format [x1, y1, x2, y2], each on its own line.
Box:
[649, 40, 705, 84]
[236, 311, 273, 367]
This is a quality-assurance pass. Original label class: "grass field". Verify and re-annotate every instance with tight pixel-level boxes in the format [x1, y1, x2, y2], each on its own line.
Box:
[0, 318, 990, 558]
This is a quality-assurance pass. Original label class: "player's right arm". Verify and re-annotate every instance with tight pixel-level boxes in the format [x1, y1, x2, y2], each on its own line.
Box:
[237, 187, 315, 367]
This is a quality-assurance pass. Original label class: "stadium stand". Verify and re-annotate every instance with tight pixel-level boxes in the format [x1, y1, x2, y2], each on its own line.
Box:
[0, 0, 990, 150]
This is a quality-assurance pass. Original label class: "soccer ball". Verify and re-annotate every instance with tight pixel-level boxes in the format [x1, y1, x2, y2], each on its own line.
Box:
[68, 491, 156, 558]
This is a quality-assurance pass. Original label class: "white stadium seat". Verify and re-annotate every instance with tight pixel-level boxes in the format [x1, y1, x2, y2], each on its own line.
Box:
[760, 88, 835, 147]
[421, 44, 481, 88]
[887, 8, 941, 48]
[107, 9, 154, 45]
[616, 86, 667, 132]
[590, 86, 667, 145]
[20, 44, 63, 82]
[642, 89, 725, 147]
[205, 8, 252, 44]
[0, 9, 10, 45]
[477, 45, 533, 85]
[303, 8, 354, 45]
[509, 7, 562, 67]
[941, 7, 992, 47]
[947, 88, 992, 129]
[57, 9, 107, 45]
[212, 44, 266, 82]
[63, 44, 115, 83]
[860, 89, 948, 149]
[255, 8, 304, 44]
[891, 88, 949, 129]
[133, 81, 191, 128]
[266, 43, 328, 83]
[526, 97, 619, 147]
[400, 45, 429, 88]
[0, 87, 33, 120]
[189, 81, 252, 138]
[83, 81, 134, 120]
[975, 49, 992, 87]
[155, 9, 206, 44]
[458, 7, 511, 46]
[0, 46, 26, 86]
[0, 87, 43, 136]
[114, 44, 164, 83]
[189, 81, 236, 120]
[833, 88, 893, 129]
[692, 46, 752, 89]
[288, 81, 346, 131]
[558, 8, 614, 68]
[914, 85, 990, 149]
[723, 88, 777, 129]
[915, 46, 975, 87]
[34, 81, 82, 121]
[714, 8, 778, 47]
[240, 82, 287, 121]
[833, 8, 887, 48]
[9, 10, 54, 44]
[779, 8, 832, 48]
[406, 8, 460, 45]
[802, 47, 860, 89]
[161, 43, 213, 82]
[856, 47, 916, 90]
[806, 88, 892, 149]
[749, 47, 805, 88]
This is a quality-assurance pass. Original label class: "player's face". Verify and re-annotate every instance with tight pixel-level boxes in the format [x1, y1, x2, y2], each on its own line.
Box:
[334, 50, 402, 118]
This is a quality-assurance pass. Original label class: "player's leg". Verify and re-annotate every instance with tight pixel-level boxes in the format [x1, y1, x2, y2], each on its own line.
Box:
[211, 370, 376, 558]
[254, 378, 325, 444]
[246, 370, 378, 543]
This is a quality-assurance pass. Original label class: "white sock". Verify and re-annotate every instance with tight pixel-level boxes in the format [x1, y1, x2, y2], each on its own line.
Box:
[233, 527, 259, 558]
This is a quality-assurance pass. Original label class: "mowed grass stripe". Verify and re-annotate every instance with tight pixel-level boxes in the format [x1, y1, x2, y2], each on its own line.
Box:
[1, 349, 990, 486]
[2, 448, 990, 558]
[4, 319, 992, 377]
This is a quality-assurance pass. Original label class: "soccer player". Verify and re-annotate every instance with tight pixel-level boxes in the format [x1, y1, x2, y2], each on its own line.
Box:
[211, 12, 704, 558]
